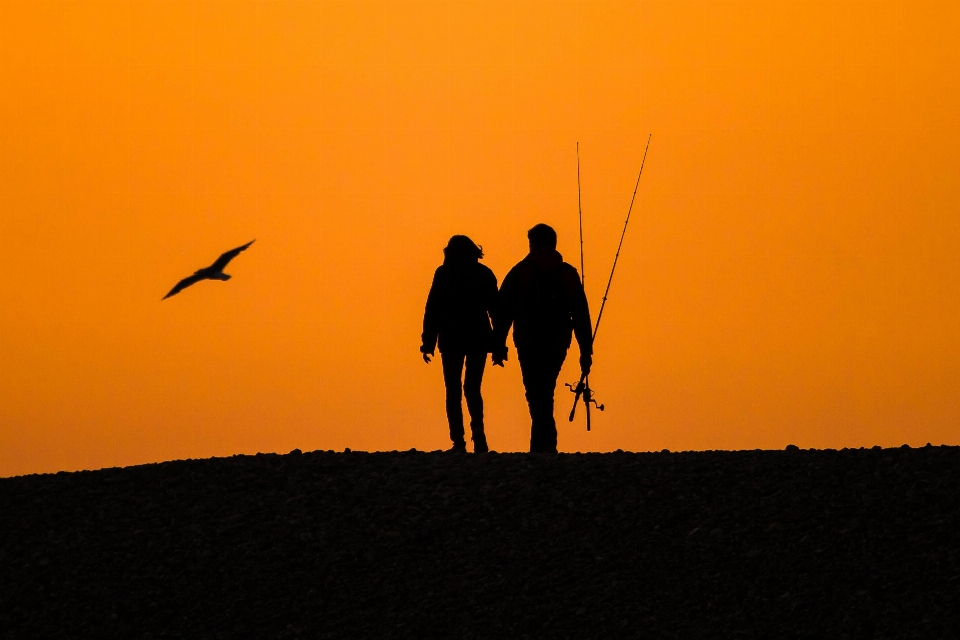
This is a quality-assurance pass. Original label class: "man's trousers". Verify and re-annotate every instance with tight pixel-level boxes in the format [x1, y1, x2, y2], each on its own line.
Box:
[517, 344, 569, 453]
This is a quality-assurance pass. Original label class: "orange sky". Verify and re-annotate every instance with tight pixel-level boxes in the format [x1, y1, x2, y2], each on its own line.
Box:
[3, 0, 960, 476]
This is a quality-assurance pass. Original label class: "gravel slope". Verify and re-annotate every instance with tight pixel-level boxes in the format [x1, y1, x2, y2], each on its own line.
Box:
[2, 446, 958, 639]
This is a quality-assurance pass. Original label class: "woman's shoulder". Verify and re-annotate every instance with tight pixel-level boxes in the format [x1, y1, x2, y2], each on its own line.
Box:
[473, 262, 497, 280]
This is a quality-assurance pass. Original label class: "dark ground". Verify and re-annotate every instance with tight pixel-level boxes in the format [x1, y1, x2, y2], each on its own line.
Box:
[1, 446, 959, 639]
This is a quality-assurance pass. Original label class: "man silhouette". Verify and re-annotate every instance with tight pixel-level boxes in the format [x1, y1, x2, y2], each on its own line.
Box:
[421, 235, 499, 453]
[493, 224, 592, 453]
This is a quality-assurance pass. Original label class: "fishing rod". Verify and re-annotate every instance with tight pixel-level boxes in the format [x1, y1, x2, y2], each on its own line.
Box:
[568, 142, 597, 430]
[567, 134, 652, 430]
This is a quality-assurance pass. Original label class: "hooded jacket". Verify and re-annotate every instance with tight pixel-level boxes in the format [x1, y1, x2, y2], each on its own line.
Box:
[493, 248, 593, 355]
[421, 259, 498, 354]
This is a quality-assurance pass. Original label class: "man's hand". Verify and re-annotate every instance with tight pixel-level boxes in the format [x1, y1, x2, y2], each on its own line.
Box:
[420, 345, 434, 363]
[580, 353, 592, 376]
[422, 352, 432, 363]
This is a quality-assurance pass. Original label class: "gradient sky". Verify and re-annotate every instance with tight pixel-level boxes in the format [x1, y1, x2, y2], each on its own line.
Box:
[3, 0, 960, 476]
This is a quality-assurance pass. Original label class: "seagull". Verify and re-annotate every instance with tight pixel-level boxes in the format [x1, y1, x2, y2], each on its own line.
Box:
[162, 240, 256, 300]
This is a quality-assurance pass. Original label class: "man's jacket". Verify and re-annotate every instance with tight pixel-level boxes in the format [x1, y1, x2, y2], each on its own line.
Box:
[421, 260, 498, 354]
[493, 248, 592, 355]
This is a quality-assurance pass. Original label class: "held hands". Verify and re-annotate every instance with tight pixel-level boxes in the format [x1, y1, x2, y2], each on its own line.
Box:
[491, 346, 508, 368]
[580, 353, 593, 376]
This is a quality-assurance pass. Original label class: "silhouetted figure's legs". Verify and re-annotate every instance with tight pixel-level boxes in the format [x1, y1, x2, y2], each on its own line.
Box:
[441, 350, 488, 451]
[517, 345, 568, 453]
[441, 351, 468, 449]
[463, 351, 488, 452]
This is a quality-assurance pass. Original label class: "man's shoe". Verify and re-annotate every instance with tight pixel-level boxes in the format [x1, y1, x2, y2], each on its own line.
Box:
[473, 438, 489, 454]
[449, 442, 467, 453]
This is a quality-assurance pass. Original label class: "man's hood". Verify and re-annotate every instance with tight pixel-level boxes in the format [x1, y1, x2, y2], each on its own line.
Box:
[523, 247, 563, 271]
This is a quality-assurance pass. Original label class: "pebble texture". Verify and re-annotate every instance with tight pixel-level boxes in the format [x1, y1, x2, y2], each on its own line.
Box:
[2, 446, 959, 639]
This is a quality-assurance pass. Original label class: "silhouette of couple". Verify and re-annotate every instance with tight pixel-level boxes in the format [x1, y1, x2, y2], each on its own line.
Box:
[421, 224, 592, 453]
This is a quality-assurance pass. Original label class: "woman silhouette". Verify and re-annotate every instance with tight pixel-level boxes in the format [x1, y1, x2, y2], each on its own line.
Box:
[421, 235, 499, 452]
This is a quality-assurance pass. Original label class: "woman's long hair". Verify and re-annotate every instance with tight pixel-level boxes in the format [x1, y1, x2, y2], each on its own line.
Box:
[443, 235, 483, 264]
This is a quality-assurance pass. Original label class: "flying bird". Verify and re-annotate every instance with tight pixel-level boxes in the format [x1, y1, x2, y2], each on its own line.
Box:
[162, 240, 256, 300]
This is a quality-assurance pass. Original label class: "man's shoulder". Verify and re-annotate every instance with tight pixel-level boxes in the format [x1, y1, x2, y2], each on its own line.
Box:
[506, 257, 574, 280]
[504, 259, 529, 280]
[558, 262, 583, 286]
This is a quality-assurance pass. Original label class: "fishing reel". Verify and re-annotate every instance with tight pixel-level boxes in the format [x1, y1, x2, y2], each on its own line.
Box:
[566, 377, 604, 430]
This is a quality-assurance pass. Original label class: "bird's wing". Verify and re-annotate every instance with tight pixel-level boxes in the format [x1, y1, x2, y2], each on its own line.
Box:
[210, 239, 256, 272]
[162, 273, 205, 300]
